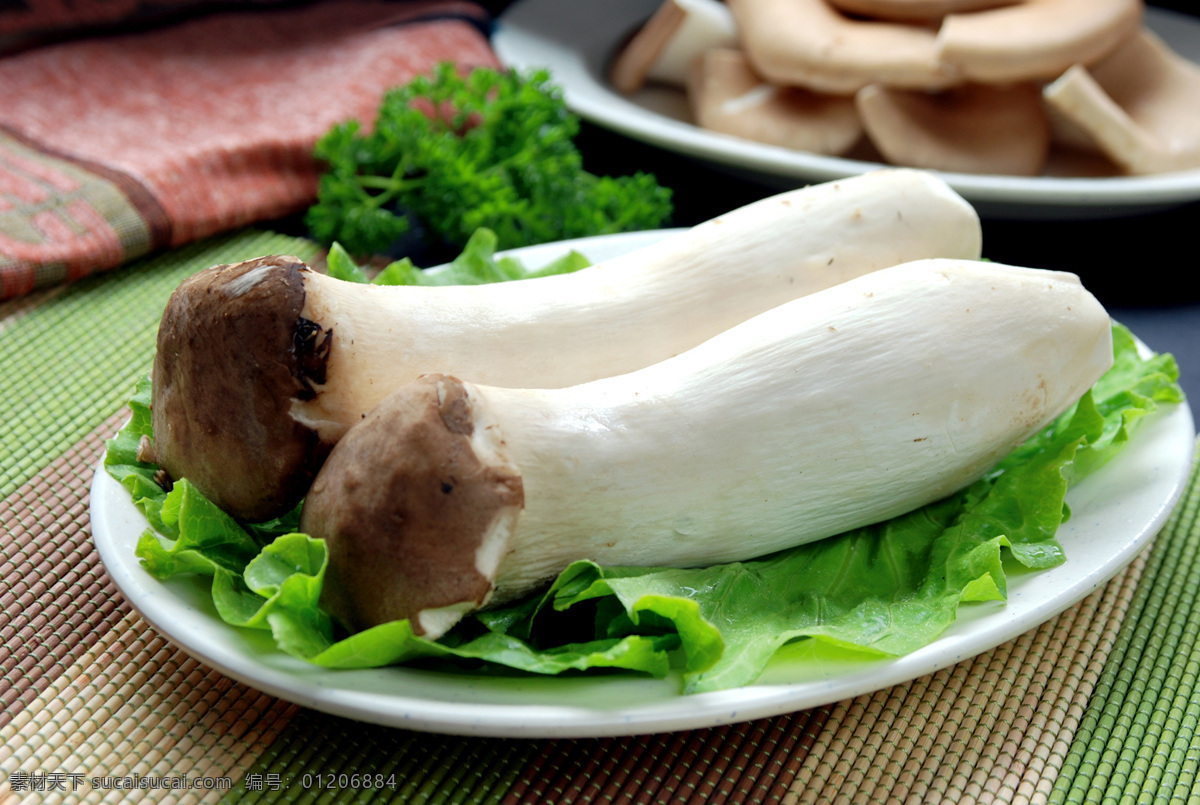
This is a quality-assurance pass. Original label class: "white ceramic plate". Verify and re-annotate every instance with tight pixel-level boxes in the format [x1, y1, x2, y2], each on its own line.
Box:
[90, 231, 1195, 737]
[492, 1, 1200, 219]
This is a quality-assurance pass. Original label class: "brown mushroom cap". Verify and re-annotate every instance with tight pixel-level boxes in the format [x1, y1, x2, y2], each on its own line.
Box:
[687, 48, 864, 154]
[728, 0, 959, 95]
[1042, 28, 1200, 175]
[299, 374, 524, 637]
[151, 255, 332, 522]
[935, 0, 1143, 84]
[856, 81, 1050, 175]
[827, 0, 1021, 23]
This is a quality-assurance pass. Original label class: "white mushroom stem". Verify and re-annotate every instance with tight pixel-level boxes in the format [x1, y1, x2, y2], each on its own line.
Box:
[295, 169, 981, 445]
[856, 82, 1050, 176]
[611, 0, 738, 93]
[687, 49, 863, 154]
[483, 260, 1111, 600]
[1042, 28, 1200, 175]
[728, 0, 959, 95]
[935, 0, 1143, 84]
[304, 259, 1114, 638]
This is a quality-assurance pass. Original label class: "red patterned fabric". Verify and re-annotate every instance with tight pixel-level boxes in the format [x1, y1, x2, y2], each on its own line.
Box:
[0, 0, 498, 299]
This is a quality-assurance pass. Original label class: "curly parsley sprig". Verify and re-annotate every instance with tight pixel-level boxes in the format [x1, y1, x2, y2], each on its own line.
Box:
[305, 63, 673, 257]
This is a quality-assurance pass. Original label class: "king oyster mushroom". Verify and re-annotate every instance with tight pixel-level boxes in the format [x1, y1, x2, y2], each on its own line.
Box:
[300, 258, 1114, 638]
[150, 170, 982, 522]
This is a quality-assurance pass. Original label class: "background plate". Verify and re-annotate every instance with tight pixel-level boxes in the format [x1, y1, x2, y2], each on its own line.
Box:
[493, 1, 1200, 219]
[90, 231, 1195, 737]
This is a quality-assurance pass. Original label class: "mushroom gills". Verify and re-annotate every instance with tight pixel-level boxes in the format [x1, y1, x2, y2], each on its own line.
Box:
[301, 258, 1115, 640]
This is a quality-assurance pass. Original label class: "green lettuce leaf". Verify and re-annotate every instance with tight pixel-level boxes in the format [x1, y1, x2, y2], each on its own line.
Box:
[326, 228, 589, 287]
[103, 374, 172, 535]
[106, 323, 1184, 692]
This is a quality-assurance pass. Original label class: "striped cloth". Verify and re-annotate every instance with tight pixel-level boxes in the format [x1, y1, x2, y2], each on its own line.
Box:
[1, 229, 1198, 802]
[0, 0, 498, 300]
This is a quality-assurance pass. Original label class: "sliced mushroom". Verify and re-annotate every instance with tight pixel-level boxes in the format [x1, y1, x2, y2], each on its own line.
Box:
[1042, 28, 1200, 175]
[610, 0, 737, 93]
[687, 48, 864, 154]
[827, 0, 1021, 23]
[936, 0, 1143, 84]
[856, 82, 1050, 175]
[728, 0, 958, 95]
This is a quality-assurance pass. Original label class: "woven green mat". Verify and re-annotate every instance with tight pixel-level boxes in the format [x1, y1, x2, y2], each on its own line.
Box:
[0, 229, 320, 498]
[1051, 445, 1200, 803]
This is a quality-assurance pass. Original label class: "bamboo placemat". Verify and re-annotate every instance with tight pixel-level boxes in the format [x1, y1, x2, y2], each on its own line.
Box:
[1, 231, 1197, 803]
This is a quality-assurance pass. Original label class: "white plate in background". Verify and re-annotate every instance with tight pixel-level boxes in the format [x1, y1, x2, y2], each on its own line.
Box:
[493, 1, 1200, 219]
